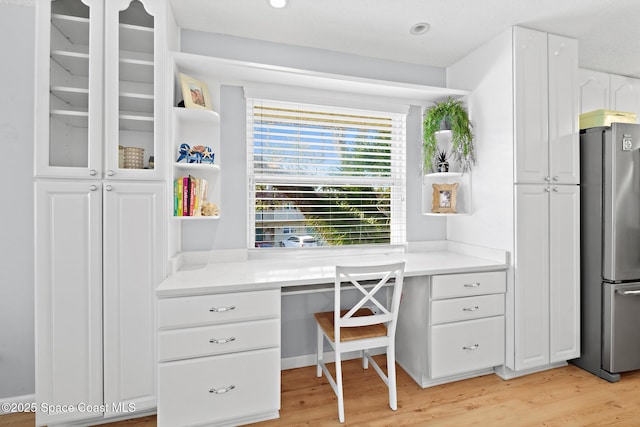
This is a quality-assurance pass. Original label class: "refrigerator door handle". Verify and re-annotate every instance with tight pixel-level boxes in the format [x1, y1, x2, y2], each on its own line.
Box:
[615, 289, 640, 296]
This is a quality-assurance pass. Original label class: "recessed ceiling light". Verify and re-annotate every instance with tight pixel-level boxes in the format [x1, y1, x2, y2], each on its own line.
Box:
[410, 22, 430, 35]
[268, 0, 288, 8]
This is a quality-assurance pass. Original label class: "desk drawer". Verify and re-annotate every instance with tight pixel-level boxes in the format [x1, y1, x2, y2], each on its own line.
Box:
[431, 271, 506, 300]
[158, 318, 279, 361]
[158, 348, 280, 427]
[431, 294, 504, 325]
[430, 316, 504, 379]
[158, 289, 280, 329]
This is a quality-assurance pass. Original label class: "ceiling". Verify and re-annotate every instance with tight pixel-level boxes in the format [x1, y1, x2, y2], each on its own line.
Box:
[168, 0, 640, 79]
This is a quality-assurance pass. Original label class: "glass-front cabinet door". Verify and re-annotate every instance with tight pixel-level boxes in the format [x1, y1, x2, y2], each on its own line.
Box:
[35, 0, 163, 180]
[35, 0, 104, 178]
[104, 0, 163, 180]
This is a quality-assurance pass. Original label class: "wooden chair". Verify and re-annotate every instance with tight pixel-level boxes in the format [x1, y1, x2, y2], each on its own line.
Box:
[314, 261, 405, 423]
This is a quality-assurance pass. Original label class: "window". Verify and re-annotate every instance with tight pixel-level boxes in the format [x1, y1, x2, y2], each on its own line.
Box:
[247, 99, 406, 248]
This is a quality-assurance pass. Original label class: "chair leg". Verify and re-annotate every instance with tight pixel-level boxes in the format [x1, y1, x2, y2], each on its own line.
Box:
[387, 346, 397, 411]
[335, 351, 345, 423]
[362, 349, 369, 369]
[316, 324, 323, 378]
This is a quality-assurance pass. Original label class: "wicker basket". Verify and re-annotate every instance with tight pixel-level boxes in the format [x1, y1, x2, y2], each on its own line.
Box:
[122, 147, 144, 169]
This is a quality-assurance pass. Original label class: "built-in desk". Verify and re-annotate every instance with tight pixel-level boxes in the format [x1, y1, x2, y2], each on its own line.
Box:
[155, 241, 509, 426]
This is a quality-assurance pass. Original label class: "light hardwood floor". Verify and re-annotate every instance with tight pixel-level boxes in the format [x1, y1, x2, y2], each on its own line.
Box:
[3, 360, 640, 426]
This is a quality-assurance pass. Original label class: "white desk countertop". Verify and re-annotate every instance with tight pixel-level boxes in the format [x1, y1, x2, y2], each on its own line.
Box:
[156, 242, 510, 297]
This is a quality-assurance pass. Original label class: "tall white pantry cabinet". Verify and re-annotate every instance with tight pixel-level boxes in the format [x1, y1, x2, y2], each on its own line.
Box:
[447, 26, 580, 375]
[34, 0, 166, 426]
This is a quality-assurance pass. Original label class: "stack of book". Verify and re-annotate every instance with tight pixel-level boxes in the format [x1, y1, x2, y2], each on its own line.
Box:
[174, 175, 208, 216]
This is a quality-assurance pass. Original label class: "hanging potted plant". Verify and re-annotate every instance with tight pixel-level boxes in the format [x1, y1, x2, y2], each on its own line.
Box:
[423, 97, 475, 173]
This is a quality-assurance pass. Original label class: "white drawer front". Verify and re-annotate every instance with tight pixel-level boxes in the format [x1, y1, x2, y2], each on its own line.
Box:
[431, 294, 504, 325]
[158, 319, 280, 362]
[158, 289, 280, 329]
[431, 271, 506, 300]
[158, 348, 280, 427]
[430, 316, 505, 379]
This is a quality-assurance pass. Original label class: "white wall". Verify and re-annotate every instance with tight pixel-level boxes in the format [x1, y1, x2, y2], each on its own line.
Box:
[181, 30, 446, 87]
[0, 1, 35, 399]
[446, 28, 515, 253]
[178, 31, 448, 251]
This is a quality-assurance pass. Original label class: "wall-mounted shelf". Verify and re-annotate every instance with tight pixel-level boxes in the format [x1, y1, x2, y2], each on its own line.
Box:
[422, 172, 471, 216]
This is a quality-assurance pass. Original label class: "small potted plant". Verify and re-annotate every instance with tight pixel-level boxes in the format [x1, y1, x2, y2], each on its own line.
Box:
[435, 147, 449, 173]
[423, 97, 475, 173]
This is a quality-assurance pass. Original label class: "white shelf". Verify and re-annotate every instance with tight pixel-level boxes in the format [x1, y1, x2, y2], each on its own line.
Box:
[119, 23, 154, 54]
[173, 107, 220, 124]
[51, 49, 89, 76]
[120, 52, 154, 83]
[119, 112, 154, 132]
[52, 13, 90, 46]
[51, 109, 89, 128]
[174, 163, 220, 172]
[422, 172, 471, 215]
[51, 86, 89, 108]
[173, 215, 220, 220]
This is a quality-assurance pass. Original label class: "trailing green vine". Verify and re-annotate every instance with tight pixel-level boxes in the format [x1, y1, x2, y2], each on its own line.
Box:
[423, 97, 475, 172]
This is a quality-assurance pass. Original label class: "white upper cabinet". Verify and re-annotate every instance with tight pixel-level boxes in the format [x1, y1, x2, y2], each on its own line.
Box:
[577, 69, 610, 113]
[609, 74, 640, 118]
[548, 34, 579, 184]
[35, 0, 164, 180]
[104, 0, 164, 180]
[514, 28, 549, 184]
[513, 28, 579, 185]
[35, 0, 104, 178]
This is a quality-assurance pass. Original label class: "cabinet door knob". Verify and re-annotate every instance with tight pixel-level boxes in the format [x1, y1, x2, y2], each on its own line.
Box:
[552, 176, 559, 181]
[545, 187, 551, 193]
[89, 169, 97, 176]
[462, 344, 480, 351]
[552, 187, 559, 192]
[89, 185, 98, 191]
[544, 176, 551, 182]
[209, 337, 236, 344]
[106, 170, 115, 176]
[209, 385, 235, 394]
[209, 305, 236, 313]
[105, 185, 112, 191]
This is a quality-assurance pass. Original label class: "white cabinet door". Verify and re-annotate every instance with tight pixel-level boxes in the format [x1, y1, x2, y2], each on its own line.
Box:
[514, 185, 550, 370]
[104, 0, 164, 180]
[35, 0, 104, 179]
[103, 182, 165, 416]
[548, 35, 579, 185]
[610, 74, 640, 118]
[35, 180, 103, 426]
[514, 27, 549, 184]
[549, 185, 580, 363]
[577, 69, 610, 114]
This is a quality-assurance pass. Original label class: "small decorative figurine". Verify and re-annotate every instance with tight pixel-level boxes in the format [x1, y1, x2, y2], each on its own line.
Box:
[201, 146, 215, 164]
[176, 143, 192, 163]
[201, 201, 219, 216]
[176, 143, 215, 164]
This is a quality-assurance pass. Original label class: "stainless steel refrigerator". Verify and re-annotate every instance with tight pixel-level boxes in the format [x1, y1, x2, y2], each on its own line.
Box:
[573, 122, 640, 382]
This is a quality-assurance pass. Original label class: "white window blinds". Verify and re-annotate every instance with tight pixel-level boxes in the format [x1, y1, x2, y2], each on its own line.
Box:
[247, 99, 406, 248]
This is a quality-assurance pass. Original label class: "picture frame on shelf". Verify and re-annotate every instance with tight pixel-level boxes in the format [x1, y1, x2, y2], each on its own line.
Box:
[431, 183, 458, 213]
[179, 73, 212, 110]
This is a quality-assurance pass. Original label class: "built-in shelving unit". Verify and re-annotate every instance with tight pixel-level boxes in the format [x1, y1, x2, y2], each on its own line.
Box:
[171, 99, 221, 219]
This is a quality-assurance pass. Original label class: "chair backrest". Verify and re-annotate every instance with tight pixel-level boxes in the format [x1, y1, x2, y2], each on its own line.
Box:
[334, 261, 405, 342]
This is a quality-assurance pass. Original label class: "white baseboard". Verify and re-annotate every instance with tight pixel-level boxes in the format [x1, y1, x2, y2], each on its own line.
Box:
[0, 394, 36, 415]
[281, 349, 385, 371]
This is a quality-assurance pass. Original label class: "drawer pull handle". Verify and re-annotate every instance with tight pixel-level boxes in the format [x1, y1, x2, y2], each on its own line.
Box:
[464, 282, 480, 288]
[209, 305, 236, 313]
[463, 305, 479, 312]
[209, 337, 236, 344]
[463, 344, 480, 351]
[209, 385, 236, 394]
